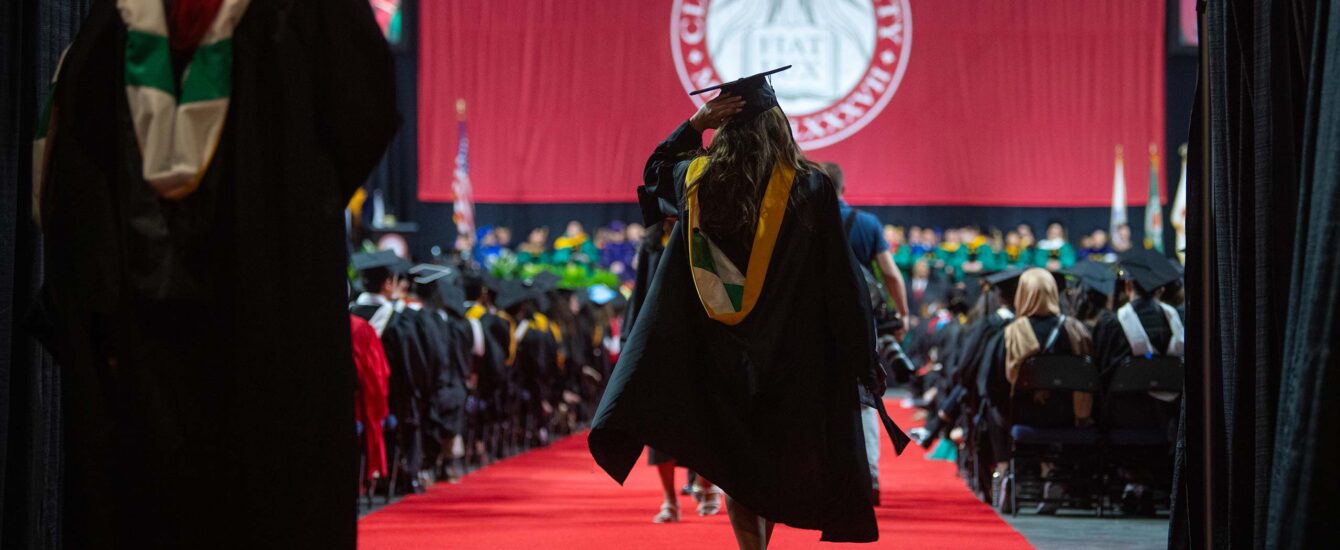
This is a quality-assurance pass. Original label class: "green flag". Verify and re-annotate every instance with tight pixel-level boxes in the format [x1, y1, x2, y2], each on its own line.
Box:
[1144, 144, 1164, 252]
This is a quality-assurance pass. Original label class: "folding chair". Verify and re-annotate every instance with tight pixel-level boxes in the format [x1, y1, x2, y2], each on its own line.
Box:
[1005, 352, 1102, 516]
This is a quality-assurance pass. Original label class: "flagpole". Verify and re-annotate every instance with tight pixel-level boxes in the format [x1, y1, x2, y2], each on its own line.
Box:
[1111, 145, 1128, 249]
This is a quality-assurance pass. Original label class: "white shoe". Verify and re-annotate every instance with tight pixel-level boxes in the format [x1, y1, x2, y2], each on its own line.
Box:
[653, 503, 680, 523]
[697, 487, 723, 516]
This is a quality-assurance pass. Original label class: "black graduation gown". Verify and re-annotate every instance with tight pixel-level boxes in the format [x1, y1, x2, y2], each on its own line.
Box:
[622, 223, 669, 343]
[431, 309, 473, 437]
[34, 1, 396, 547]
[402, 305, 467, 457]
[469, 314, 510, 422]
[1096, 300, 1177, 430]
[589, 121, 895, 543]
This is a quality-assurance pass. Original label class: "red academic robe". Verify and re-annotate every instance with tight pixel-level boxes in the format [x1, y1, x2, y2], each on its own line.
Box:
[351, 315, 391, 481]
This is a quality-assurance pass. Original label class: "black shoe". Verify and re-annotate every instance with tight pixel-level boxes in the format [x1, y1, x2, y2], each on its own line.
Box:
[1121, 490, 1140, 516]
[1035, 482, 1062, 515]
[1138, 491, 1156, 517]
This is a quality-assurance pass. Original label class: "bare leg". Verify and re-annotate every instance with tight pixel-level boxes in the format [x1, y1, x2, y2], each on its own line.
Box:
[726, 495, 768, 550]
[657, 461, 678, 506]
[652, 459, 680, 523]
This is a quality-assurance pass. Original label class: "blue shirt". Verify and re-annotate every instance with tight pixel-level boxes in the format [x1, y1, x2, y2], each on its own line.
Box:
[838, 201, 889, 265]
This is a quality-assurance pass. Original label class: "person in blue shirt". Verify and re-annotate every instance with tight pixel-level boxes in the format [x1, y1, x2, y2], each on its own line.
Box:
[824, 163, 909, 321]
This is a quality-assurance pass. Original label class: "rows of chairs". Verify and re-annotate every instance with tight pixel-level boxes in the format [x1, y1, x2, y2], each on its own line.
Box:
[998, 355, 1182, 515]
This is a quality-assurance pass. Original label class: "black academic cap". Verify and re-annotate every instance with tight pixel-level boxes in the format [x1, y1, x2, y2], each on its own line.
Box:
[530, 271, 561, 293]
[984, 268, 1066, 300]
[352, 250, 410, 273]
[690, 65, 791, 121]
[1119, 248, 1181, 293]
[1066, 261, 1118, 297]
[437, 277, 468, 318]
[479, 272, 505, 293]
[409, 263, 453, 285]
[984, 269, 1025, 298]
[494, 280, 533, 311]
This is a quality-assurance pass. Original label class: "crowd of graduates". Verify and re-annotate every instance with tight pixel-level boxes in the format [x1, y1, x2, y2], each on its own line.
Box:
[890, 239, 1185, 517]
[346, 213, 1181, 517]
[347, 244, 627, 501]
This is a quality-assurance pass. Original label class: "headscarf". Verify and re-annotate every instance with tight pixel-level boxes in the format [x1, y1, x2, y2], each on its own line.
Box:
[1004, 268, 1094, 423]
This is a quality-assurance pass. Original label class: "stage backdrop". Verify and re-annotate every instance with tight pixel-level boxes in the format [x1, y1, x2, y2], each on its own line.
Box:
[419, 0, 1165, 207]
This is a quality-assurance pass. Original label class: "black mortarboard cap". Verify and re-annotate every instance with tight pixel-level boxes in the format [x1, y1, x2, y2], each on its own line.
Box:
[437, 277, 468, 318]
[690, 65, 791, 121]
[352, 250, 410, 273]
[1066, 261, 1118, 297]
[530, 271, 561, 293]
[1119, 248, 1181, 293]
[409, 263, 453, 285]
[494, 280, 533, 311]
[984, 268, 1066, 300]
[984, 269, 1025, 299]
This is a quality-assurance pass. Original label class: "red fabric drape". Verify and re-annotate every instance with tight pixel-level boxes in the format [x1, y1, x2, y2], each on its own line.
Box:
[167, 0, 224, 54]
[420, 1, 1164, 207]
[351, 315, 391, 481]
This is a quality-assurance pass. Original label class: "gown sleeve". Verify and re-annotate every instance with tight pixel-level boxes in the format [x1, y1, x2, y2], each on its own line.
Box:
[641, 120, 704, 212]
[814, 174, 880, 393]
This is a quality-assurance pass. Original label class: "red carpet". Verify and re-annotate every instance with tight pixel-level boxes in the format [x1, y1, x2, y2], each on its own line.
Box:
[359, 403, 1033, 549]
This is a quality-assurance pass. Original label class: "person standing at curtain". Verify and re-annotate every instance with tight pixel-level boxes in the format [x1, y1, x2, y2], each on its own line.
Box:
[589, 68, 907, 548]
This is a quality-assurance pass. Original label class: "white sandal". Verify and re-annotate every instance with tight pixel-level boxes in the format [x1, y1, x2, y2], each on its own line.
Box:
[653, 503, 680, 523]
[696, 486, 724, 516]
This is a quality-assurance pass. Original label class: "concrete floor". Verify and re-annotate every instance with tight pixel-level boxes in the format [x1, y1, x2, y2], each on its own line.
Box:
[1000, 509, 1169, 550]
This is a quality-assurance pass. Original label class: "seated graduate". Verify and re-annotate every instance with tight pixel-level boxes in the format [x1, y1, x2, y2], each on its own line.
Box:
[979, 268, 1093, 510]
[351, 250, 430, 494]
[461, 271, 512, 463]
[588, 66, 907, 548]
[1103, 249, 1184, 515]
[1001, 269, 1094, 425]
[410, 264, 473, 482]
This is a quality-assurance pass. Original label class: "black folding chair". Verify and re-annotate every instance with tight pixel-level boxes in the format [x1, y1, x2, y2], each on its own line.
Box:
[1099, 356, 1183, 513]
[1005, 351, 1103, 516]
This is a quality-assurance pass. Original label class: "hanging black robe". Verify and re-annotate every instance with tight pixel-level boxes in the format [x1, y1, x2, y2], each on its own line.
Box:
[589, 121, 902, 543]
[34, 1, 396, 547]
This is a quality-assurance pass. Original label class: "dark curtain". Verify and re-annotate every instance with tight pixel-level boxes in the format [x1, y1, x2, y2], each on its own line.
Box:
[1268, 0, 1340, 546]
[2, 1, 91, 548]
[1180, 0, 1339, 548]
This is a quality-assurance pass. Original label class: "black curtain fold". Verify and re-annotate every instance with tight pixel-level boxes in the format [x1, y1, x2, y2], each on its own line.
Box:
[1185, 0, 1338, 548]
[1268, 0, 1340, 547]
[2, 1, 92, 548]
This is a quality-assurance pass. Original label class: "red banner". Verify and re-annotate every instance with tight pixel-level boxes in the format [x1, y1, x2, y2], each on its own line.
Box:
[419, 0, 1165, 207]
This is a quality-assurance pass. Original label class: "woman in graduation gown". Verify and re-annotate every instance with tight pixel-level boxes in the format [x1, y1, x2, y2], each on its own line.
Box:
[589, 68, 904, 546]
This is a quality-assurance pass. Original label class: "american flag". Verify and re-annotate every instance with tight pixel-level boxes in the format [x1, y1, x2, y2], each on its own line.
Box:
[451, 102, 475, 240]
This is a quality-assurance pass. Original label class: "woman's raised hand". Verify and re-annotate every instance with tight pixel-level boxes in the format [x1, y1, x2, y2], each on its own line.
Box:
[689, 93, 745, 132]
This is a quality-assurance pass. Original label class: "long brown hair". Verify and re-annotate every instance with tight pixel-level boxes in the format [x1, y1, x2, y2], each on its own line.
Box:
[696, 107, 813, 246]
